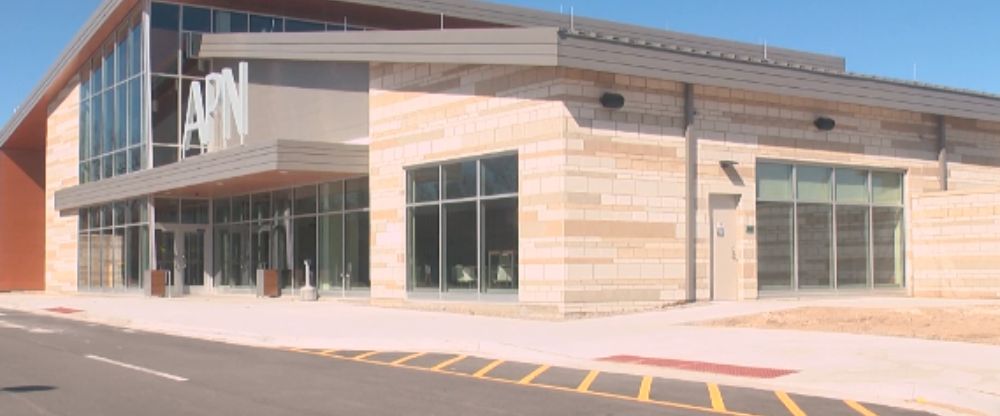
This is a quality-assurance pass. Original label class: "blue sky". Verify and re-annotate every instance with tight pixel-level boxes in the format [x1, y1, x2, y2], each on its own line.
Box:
[2, 1, 998, 127]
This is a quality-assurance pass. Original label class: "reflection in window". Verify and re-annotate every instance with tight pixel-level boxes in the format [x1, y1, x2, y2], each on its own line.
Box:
[408, 206, 439, 290]
[756, 202, 793, 289]
[406, 154, 519, 294]
[756, 162, 904, 292]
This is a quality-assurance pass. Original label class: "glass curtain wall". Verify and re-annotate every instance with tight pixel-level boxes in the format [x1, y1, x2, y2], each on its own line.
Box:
[406, 154, 519, 296]
[756, 162, 905, 292]
[213, 177, 370, 295]
[79, 5, 145, 184]
[148, 2, 368, 167]
[78, 199, 150, 291]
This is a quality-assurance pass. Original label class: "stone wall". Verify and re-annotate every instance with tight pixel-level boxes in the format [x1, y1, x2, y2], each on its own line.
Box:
[368, 63, 572, 317]
[368, 62, 1000, 317]
[44, 80, 81, 293]
[911, 189, 1000, 298]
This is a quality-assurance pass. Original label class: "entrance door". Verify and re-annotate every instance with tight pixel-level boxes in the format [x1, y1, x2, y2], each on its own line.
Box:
[155, 226, 209, 291]
[710, 194, 741, 300]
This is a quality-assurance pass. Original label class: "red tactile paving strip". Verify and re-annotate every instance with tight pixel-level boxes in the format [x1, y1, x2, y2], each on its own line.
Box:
[43, 307, 83, 314]
[599, 355, 797, 379]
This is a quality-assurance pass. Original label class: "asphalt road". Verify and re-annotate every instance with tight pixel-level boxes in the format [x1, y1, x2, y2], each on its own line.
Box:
[0, 308, 931, 416]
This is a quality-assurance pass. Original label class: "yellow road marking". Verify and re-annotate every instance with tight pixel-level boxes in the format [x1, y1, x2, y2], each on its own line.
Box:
[577, 370, 600, 392]
[391, 352, 425, 365]
[473, 359, 505, 378]
[708, 383, 727, 411]
[353, 351, 379, 360]
[283, 348, 860, 416]
[319, 349, 338, 356]
[775, 391, 806, 416]
[845, 400, 878, 416]
[637, 376, 653, 401]
[518, 365, 551, 385]
[431, 354, 467, 371]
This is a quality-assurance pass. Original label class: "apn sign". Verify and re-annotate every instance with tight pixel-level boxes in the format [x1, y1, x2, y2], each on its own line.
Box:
[182, 62, 249, 153]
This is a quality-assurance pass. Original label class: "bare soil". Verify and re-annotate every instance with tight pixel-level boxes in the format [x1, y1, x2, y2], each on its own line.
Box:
[703, 305, 1000, 345]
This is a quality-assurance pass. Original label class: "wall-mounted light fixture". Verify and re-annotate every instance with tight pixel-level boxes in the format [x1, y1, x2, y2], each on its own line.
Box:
[814, 116, 836, 131]
[600, 92, 625, 109]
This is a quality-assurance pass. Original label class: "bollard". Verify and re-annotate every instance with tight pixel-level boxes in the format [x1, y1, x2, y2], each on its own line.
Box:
[300, 259, 318, 301]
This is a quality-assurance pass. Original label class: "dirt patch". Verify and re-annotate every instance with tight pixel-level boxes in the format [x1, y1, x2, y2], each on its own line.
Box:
[703, 305, 1000, 345]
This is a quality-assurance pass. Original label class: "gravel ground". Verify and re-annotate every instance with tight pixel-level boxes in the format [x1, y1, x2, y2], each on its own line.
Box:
[702, 304, 1000, 345]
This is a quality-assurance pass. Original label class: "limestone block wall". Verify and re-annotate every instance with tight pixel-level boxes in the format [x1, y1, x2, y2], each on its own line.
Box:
[45, 80, 81, 293]
[946, 117, 1000, 190]
[911, 190, 1000, 298]
[559, 71, 689, 315]
[368, 63, 572, 316]
[692, 85, 947, 298]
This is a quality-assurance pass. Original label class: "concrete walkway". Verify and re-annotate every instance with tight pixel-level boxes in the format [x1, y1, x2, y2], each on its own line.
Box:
[1, 294, 998, 415]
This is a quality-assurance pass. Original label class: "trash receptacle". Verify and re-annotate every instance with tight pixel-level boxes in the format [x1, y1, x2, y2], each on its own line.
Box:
[146, 270, 168, 298]
[256, 269, 280, 298]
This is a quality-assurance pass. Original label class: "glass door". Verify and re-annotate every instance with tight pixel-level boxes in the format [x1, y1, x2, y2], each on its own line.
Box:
[155, 225, 208, 290]
[344, 212, 370, 291]
[182, 229, 205, 286]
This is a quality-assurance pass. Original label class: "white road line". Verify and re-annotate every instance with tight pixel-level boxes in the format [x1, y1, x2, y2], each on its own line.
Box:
[85, 355, 189, 382]
[0, 320, 26, 329]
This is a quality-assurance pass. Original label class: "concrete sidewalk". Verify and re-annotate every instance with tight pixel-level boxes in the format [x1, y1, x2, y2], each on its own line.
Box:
[1, 294, 998, 415]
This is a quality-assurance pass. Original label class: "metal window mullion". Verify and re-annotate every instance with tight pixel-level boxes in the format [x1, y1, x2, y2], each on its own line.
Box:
[868, 170, 875, 289]
[831, 169, 837, 291]
[476, 159, 482, 297]
[438, 165, 445, 296]
[791, 165, 799, 291]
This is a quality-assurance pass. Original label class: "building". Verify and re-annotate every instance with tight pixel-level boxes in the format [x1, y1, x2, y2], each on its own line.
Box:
[1, 0, 999, 318]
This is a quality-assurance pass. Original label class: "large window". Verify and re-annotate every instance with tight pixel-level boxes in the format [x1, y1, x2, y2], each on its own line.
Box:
[78, 199, 150, 291]
[406, 154, 519, 295]
[212, 177, 370, 295]
[148, 2, 369, 167]
[79, 6, 145, 184]
[756, 162, 904, 291]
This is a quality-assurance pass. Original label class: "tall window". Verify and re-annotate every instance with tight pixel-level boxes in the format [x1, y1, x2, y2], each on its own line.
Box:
[79, 7, 145, 184]
[406, 154, 519, 295]
[148, 2, 368, 167]
[212, 177, 370, 295]
[756, 162, 904, 291]
[78, 199, 149, 291]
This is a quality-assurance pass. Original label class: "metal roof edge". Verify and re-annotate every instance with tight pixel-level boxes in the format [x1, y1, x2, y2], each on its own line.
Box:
[0, 0, 123, 148]
[559, 29, 1000, 108]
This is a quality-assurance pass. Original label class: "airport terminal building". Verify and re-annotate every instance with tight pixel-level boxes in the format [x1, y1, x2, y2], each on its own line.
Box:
[2, 0, 999, 317]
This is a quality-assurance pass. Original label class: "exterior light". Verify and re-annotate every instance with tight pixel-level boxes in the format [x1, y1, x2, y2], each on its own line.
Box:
[600, 92, 625, 109]
[814, 116, 836, 131]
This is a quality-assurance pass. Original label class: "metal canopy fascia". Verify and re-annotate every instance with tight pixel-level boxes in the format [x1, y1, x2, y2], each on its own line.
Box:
[53, 140, 368, 211]
[197, 27, 1000, 123]
[195, 27, 560, 66]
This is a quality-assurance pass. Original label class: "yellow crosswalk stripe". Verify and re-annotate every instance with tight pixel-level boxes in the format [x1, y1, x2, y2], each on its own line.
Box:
[707, 383, 727, 411]
[431, 354, 467, 371]
[518, 365, 551, 385]
[637, 376, 653, 401]
[775, 391, 807, 416]
[473, 359, 505, 377]
[391, 352, 425, 365]
[577, 370, 600, 392]
[353, 351, 379, 360]
[845, 400, 878, 416]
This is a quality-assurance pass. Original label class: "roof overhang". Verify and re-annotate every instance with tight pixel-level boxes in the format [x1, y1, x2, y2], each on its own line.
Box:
[195, 27, 1000, 123]
[54, 140, 367, 211]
